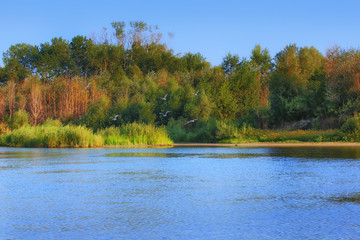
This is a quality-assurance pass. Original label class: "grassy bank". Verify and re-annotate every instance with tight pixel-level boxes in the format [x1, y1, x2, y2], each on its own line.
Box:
[98, 123, 173, 145]
[1, 118, 359, 148]
[0, 122, 173, 148]
[0, 124, 103, 148]
[167, 119, 358, 144]
[219, 128, 342, 143]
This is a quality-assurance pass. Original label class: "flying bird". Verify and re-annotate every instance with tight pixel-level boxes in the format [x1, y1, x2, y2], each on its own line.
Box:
[184, 119, 198, 125]
[85, 82, 92, 88]
[194, 90, 200, 96]
[110, 115, 119, 121]
[161, 93, 168, 101]
[160, 111, 171, 117]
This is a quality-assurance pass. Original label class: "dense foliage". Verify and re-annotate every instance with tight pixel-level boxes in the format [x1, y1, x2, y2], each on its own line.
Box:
[1, 21, 360, 143]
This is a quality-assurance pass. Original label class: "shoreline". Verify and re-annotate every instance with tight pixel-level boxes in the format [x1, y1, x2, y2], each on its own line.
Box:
[2, 142, 360, 149]
[103, 142, 360, 148]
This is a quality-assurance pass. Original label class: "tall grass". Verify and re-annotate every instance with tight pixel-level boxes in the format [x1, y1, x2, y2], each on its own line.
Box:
[0, 124, 103, 148]
[0, 122, 172, 147]
[98, 122, 173, 145]
[166, 119, 343, 143]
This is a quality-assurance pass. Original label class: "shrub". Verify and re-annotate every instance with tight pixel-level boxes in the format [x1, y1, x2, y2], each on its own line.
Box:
[340, 114, 360, 141]
[9, 109, 29, 130]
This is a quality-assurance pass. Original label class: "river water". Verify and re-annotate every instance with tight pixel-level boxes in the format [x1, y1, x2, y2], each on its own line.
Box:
[1, 146, 360, 239]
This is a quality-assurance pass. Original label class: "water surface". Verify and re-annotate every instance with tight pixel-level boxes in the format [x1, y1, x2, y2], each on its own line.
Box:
[1, 146, 360, 239]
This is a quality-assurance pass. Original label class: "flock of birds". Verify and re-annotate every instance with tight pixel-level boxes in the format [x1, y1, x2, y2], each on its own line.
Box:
[108, 90, 200, 126]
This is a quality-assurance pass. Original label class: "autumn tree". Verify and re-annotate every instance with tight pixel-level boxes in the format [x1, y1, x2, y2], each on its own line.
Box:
[4, 80, 16, 117]
[27, 77, 43, 125]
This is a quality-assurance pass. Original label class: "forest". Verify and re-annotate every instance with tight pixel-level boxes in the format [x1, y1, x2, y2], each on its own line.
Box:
[1, 21, 360, 146]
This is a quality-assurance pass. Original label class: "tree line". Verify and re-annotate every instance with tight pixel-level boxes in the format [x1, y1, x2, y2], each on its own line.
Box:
[0, 21, 359, 131]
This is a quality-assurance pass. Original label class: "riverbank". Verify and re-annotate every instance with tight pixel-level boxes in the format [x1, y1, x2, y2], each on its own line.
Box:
[175, 142, 360, 147]
[1, 122, 360, 148]
[101, 142, 360, 148]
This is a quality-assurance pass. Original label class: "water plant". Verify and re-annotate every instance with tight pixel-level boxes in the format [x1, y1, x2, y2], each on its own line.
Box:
[0, 125, 103, 148]
[98, 122, 173, 145]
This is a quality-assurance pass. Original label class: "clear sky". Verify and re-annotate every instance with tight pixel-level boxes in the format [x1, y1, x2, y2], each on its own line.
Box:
[1, 0, 359, 66]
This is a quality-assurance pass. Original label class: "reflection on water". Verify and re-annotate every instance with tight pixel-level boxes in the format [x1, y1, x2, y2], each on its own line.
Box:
[0, 146, 360, 239]
[330, 193, 360, 204]
[105, 152, 187, 158]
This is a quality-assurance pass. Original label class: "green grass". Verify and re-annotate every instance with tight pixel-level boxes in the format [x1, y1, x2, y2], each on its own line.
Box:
[1, 118, 359, 148]
[0, 125, 103, 148]
[0, 122, 173, 148]
[219, 129, 342, 143]
[98, 123, 173, 145]
[166, 119, 349, 143]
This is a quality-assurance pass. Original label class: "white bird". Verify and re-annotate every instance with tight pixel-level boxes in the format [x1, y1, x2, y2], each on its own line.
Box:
[194, 90, 200, 96]
[184, 119, 198, 125]
[160, 111, 171, 117]
[161, 93, 168, 101]
[110, 115, 119, 120]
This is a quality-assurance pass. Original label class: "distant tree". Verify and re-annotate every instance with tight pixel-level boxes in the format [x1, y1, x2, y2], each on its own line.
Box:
[2, 43, 38, 83]
[35, 37, 76, 81]
[250, 45, 272, 75]
[325, 47, 360, 118]
[270, 44, 326, 123]
[181, 52, 209, 72]
[111, 21, 126, 46]
[298, 46, 324, 81]
[4, 80, 16, 117]
[221, 53, 240, 76]
[250, 45, 272, 106]
[27, 77, 43, 125]
[230, 59, 261, 116]
[70, 35, 95, 78]
[214, 81, 237, 120]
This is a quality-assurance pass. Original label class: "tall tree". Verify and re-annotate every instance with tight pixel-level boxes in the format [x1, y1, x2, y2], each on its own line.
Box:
[250, 45, 272, 106]
[230, 59, 261, 116]
[35, 37, 76, 81]
[2, 43, 38, 82]
[70, 35, 95, 78]
[221, 53, 240, 76]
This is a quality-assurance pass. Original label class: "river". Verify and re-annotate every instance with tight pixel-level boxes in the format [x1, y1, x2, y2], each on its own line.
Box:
[1, 147, 360, 239]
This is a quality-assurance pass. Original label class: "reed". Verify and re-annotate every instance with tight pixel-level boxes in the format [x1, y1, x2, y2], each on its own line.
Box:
[0, 125, 103, 148]
[98, 123, 173, 145]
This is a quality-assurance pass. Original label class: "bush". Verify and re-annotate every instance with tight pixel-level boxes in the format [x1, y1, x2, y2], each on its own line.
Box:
[340, 114, 360, 141]
[42, 118, 62, 127]
[9, 109, 29, 130]
[79, 96, 111, 131]
[166, 118, 217, 143]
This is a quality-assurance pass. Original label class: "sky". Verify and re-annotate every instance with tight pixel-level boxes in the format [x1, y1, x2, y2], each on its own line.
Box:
[1, 0, 360, 67]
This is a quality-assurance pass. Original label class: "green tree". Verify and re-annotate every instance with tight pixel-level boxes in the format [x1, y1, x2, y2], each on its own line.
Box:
[70, 35, 95, 78]
[214, 81, 237, 120]
[111, 21, 126, 46]
[230, 59, 261, 116]
[221, 53, 240, 76]
[250, 45, 272, 75]
[35, 37, 76, 80]
[2, 43, 38, 82]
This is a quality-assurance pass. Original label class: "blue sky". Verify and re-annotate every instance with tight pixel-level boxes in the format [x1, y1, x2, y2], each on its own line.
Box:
[1, 0, 359, 66]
